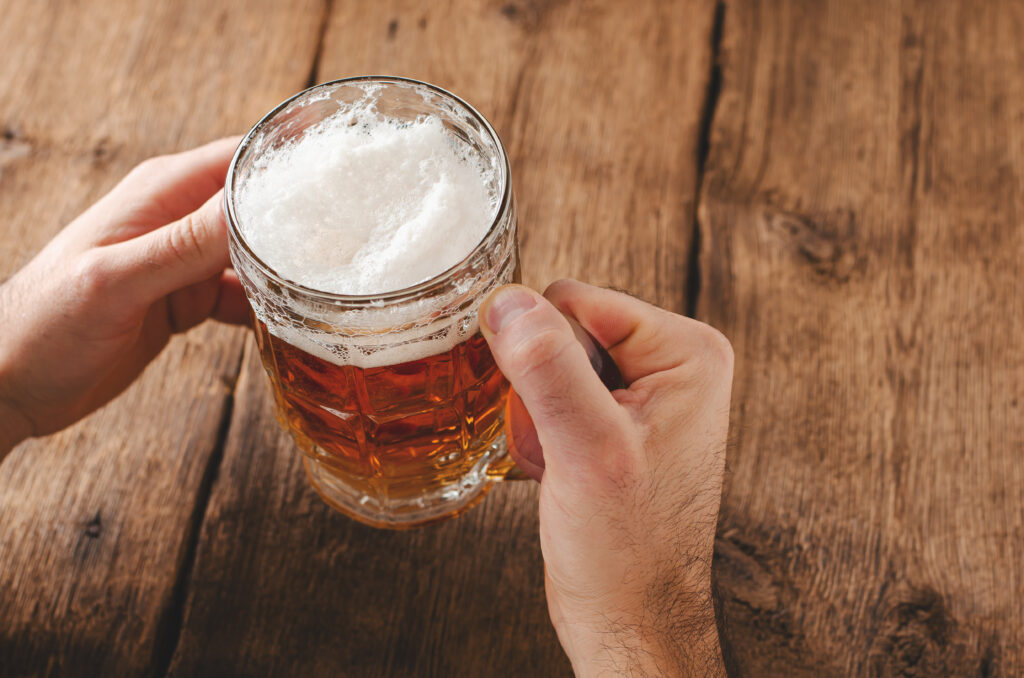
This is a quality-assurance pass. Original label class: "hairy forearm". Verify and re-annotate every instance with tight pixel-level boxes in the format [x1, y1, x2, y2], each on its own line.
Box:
[567, 586, 726, 678]
[646, 578, 727, 677]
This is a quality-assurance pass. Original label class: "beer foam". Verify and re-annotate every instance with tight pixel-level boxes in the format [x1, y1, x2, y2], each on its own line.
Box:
[232, 88, 514, 369]
[236, 102, 499, 296]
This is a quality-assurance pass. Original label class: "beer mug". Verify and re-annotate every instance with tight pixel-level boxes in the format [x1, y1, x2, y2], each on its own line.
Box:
[225, 77, 523, 529]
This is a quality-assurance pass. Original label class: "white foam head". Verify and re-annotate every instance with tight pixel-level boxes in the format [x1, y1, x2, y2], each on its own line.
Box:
[236, 97, 499, 296]
[231, 83, 512, 369]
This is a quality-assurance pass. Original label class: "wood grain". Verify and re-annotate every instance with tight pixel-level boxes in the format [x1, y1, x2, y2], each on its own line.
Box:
[701, 1, 1024, 675]
[14, 1, 1019, 676]
[166, 1, 717, 676]
[0, 1, 324, 675]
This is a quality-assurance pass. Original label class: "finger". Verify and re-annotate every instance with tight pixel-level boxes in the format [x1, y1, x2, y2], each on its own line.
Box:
[479, 285, 631, 466]
[111, 136, 240, 220]
[102, 191, 230, 309]
[505, 389, 544, 481]
[79, 137, 241, 245]
[213, 269, 251, 326]
[543, 279, 733, 384]
[166, 274, 221, 333]
[162, 269, 249, 335]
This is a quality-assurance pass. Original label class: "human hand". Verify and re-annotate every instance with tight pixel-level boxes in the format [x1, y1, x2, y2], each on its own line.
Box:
[479, 280, 732, 677]
[0, 138, 248, 456]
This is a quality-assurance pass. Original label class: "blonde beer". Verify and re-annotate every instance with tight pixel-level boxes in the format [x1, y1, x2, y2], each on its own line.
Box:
[226, 78, 519, 528]
[255, 321, 508, 502]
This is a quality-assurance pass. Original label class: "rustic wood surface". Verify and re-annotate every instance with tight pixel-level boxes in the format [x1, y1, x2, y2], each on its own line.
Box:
[1, 0, 1022, 676]
[702, 0, 1024, 675]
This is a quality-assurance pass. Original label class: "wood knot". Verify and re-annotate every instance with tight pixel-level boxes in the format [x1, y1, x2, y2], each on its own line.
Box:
[891, 587, 951, 643]
[868, 584, 999, 676]
[714, 536, 780, 613]
[84, 511, 102, 539]
[91, 137, 115, 166]
[496, 0, 564, 28]
[386, 18, 398, 39]
[0, 127, 31, 181]
[713, 521, 827, 671]
[764, 207, 859, 282]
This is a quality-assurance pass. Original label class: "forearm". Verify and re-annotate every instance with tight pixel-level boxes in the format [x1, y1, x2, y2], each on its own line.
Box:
[0, 333, 31, 458]
[0, 395, 32, 460]
[566, 588, 726, 677]
[0, 282, 33, 458]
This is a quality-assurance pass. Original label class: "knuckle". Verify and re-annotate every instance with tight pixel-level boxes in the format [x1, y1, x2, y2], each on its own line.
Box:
[543, 278, 579, 298]
[509, 327, 574, 380]
[166, 216, 205, 265]
[125, 156, 167, 184]
[71, 250, 112, 300]
[691, 322, 734, 369]
[635, 317, 673, 360]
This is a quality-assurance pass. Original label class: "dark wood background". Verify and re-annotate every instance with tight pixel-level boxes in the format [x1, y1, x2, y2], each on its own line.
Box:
[1, 1, 1021, 676]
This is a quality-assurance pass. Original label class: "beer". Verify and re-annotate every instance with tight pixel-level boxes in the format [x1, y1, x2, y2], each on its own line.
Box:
[254, 320, 508, 504]
[226, 77, 519, 528]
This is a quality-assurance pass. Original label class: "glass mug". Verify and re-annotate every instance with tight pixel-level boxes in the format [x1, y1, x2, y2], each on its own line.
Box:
[225, 77, 522, 529]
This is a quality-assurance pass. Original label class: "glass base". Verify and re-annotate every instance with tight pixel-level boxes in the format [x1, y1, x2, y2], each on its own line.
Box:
[302, 433, 509, 530]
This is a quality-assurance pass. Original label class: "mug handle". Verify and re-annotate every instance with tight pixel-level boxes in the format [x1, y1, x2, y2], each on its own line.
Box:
[487, 312, 625, 481]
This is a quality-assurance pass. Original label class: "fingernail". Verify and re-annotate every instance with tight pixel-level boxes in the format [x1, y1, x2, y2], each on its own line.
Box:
[483, 285, 537, 333]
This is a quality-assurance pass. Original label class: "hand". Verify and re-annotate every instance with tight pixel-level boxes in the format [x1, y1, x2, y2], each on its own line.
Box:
[0, 138, 249, 456]
[480, 280, 732, 677]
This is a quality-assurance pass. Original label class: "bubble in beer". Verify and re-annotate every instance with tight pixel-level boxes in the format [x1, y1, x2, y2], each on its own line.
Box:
[235, 98, 500, 296]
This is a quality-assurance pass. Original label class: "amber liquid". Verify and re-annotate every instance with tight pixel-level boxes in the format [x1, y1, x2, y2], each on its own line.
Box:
[253, 319, 509, 510]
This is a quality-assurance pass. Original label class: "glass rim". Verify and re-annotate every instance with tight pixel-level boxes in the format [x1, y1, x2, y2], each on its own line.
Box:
[224, 75, 512, 305]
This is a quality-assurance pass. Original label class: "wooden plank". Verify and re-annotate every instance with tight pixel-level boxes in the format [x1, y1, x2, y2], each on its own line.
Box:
[0, 1, 324, 675]
[167, 1, 718, 675]
[701, 0, 1024, 674]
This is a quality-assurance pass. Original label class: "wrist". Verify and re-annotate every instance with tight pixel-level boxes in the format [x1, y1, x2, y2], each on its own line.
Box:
[561, 585, 725, 677]
[0, 282, 33, 457]
[0, 393, 32, 457]
[0, 350, 32, 458]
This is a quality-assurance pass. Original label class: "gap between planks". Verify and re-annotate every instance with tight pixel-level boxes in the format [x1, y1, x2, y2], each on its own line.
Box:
[687, 0, 726, 319]
[306, 0, 335, 89]
[150, 344, 248, 678]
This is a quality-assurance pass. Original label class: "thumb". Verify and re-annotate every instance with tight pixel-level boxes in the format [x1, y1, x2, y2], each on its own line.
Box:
[104, 191, 230, 306]
[480, 285, 628, 471]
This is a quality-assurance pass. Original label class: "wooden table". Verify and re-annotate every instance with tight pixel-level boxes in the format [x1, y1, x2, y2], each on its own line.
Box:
[1, 1, 1021, 675]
